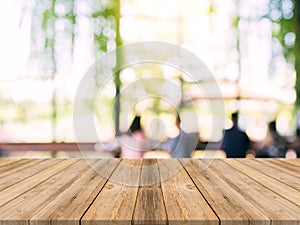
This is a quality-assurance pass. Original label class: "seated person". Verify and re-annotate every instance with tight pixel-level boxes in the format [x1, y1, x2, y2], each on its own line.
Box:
[255, 121, 287, 158]
[163, 115, 199, 158]
[220, 112, 250, 158]
[118, 115, 150, 158]
[106, 115, 150, 158]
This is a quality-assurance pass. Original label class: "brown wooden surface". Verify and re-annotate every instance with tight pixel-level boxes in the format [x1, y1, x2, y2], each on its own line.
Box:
[0, 143, 96, 152]
[0, 159, 300, 224]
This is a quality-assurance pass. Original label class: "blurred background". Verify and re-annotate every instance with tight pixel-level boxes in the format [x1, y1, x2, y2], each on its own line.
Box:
[0, 0, 299, 157]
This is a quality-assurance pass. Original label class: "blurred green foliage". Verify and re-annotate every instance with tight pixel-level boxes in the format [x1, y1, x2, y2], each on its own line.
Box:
[8, 0, 299, 141]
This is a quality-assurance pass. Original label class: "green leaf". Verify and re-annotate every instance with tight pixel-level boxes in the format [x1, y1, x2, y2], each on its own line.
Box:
[42, 9, 51, 29]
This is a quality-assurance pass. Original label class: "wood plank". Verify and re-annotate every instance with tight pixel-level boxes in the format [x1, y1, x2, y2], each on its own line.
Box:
[30, 159, 120, 225]
[223, 159, 300, 207]
[180, 159, 270, 225]
[0, 159, 22, 169]
[0, 159, 37, 174]
[0, 159, 87, 225]
[220, 159, 300, 224]
[0, 159, 299, 225]
[255, 159, 300, 177]
[82, 159, 141, 225]
[0, 159, 62, 191]
[159, 159, 218, 225]
[240, 159, 300, 192]
[0, 159, 78, 207]
[0, 142, 95, 152]
[278, 158, 300, 167]
[133, 159, 167, 225]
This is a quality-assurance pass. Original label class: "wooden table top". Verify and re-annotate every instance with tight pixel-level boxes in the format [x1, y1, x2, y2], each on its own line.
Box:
[0, 158, 300, 225]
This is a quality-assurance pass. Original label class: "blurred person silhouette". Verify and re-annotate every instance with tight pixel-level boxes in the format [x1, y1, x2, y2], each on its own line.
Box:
[163, 114, 199, 158]
[220, 112, 250, 158]
[118, 115, 150, 158]
[293, 111, 300, 157]
[292, 129, 300, 158]
[255, 120, 288, 158]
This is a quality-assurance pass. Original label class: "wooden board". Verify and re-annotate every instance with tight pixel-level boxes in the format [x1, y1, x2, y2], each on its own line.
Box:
[217, 159, 300, 225]
[0, 159, 85, 225]
[0, 159, 39, 174]
[180, 159, 269, 225]
[0, 159, 23, 170]
[81, 159, 139, 225]
[133, 159, 167, 225]
[0, 159, 78, 207]
[240, 159, 300, 191]
[223, 159, 300, 208]
[0, 159, 299, 225]
[159, 159, 218, 225]
[0, 159, 61, 191]
[278, 158, 300, 167]
[31, 159, 120, 225]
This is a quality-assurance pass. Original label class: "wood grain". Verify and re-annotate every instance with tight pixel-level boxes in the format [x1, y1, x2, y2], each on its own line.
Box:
[0, 159, 39, 174]
[181, 159, 269, 225]
[211, 160, 300, 225]
[0, 159, 22, 169]
[82, 159, 140, 225]
[0, 159, 77, 207]
[223, 159, 300, 208]
[279, 158, 300, 167]
[0, 159, 84, 225]
[31, 159, 120, 225]
[0, 159, 61, 191]
[0, 159, 299, 225]
[240, 159, 300, 191]
[159, 159, 218, 225]
[256, 159, 300, 177]
[133, 159, 167, 225]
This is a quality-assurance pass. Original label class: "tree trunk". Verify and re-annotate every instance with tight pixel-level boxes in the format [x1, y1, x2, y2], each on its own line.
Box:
[114, 0, 122, 136]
